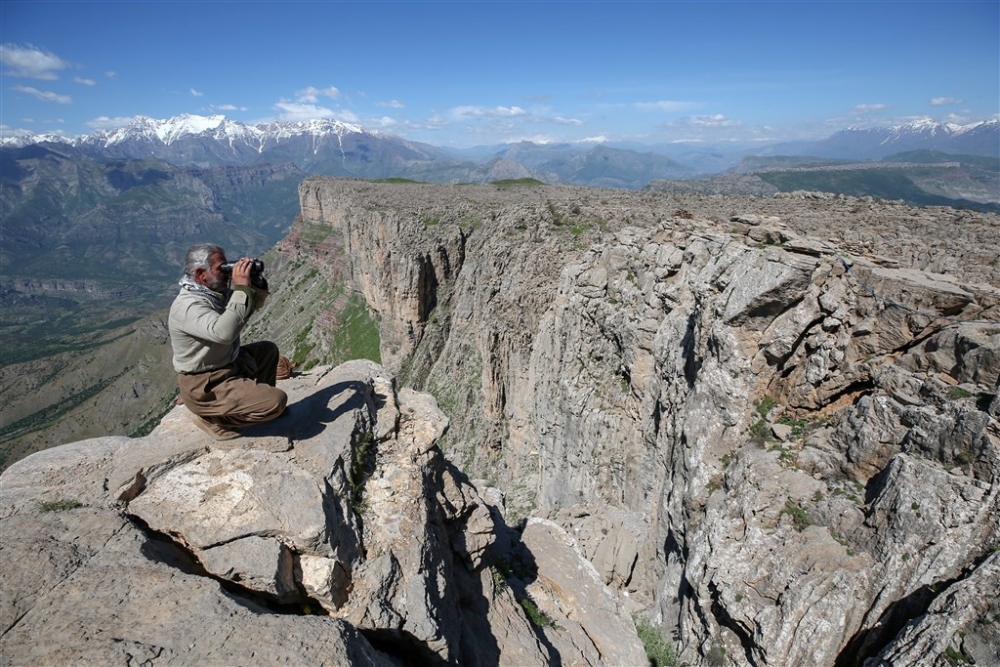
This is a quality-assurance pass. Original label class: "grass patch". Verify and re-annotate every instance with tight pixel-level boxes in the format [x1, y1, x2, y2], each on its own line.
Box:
[755, 395, 778, 418]
[520, 597, 559, 629]
[458, 214, 481, 231]
[39, 499, 84, 512]
[350, 431, 375, 515]
[329, 293, 381, 364]
[634, 615, 679, 667]
[942, 645, 972, 665]
[490, 565, 509, 592]
[291, 323, 315, 367]
[492, 178, 546, 189]
[772, 443, 797, 467]
[748, 419, 769, 445]
[782, 500, 811, 532]
[776, 414, 809, 438]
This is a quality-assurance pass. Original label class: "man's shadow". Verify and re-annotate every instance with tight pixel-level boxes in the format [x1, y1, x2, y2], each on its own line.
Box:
[241, 380, 378, 442]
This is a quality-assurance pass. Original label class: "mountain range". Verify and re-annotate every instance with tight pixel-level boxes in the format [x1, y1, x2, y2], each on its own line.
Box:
[4, 114, 998, 183]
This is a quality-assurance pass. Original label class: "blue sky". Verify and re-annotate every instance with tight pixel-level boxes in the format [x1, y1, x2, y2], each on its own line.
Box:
[2, 0, 997, 148]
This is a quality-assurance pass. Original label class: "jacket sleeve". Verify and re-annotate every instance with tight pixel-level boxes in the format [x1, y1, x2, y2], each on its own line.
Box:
[178, 287, 254, 343]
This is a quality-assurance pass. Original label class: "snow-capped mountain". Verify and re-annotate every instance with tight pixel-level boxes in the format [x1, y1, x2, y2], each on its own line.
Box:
[772, 118, 1000, 160]
[85, 114, 371, 150]
[2, 115, 997, 186]
[0, 114, 456, 177]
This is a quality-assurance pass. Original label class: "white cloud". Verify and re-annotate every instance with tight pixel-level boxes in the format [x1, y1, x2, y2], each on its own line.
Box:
[74, 77, 95, 86]
[337, 109, 360, 123]
[0, 124, 39, 138]
[651, 114, 786, 144]
[87, 116, 135, 130]
[0, 44, 72, 80]
[424, 112, 449, 130]
[295, 86, 340, 103]
[930, 96, 963, 106]
[212, 104, 249, 112]
[688, 114, 741, 127]
[377, 99, 406, 109]
[553, 116, 584, 126]
[274, 100, 336, 121]
[190, 88, 203, 97]
[105, 70, 117, 78]
[11, 85, 71, 104]
[635, 100, 699, 112]
[853, 103, 888, 113]
[449, 105, 528, 120]
[500, 133, 558, 144]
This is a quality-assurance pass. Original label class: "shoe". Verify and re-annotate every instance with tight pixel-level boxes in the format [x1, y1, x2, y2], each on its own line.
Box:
[189, 413, 241, 441]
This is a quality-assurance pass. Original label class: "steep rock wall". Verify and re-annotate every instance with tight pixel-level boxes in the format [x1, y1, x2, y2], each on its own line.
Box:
[297, 179, 1000, 666]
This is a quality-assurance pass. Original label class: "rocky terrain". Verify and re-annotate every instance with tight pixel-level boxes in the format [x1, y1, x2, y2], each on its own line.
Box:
[1, 360, 646, 666]
[2, 179, 999, 665]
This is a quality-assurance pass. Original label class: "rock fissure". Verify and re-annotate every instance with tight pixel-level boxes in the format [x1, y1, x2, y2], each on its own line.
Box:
[126, 511, 327, 616]
[707, 580, 758, 666]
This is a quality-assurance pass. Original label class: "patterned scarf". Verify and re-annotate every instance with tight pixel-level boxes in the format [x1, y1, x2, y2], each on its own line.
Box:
[178, 276, 227, 309]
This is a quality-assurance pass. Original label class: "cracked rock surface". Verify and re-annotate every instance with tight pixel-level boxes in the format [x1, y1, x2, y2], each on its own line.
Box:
[288, 180, 1000, 666]
[2, 359, 645, 666]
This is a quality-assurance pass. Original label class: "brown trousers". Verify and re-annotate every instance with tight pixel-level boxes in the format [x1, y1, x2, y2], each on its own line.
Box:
[177, 341, 287, 427]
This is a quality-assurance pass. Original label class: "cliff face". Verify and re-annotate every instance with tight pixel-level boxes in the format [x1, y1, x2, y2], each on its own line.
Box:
[293, 179, 1000, 666]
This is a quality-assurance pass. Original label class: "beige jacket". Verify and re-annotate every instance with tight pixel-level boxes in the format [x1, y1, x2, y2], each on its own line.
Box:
[168, 283, 257, 374]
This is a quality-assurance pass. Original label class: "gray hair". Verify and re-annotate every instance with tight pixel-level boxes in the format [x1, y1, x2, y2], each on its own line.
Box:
[183, 243, 225, 277]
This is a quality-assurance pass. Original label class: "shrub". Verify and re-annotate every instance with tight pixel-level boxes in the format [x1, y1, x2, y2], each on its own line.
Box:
[39, 499, 84, 512]
[782, 500, 811, 531]
[520, 598, 558, 629]
[634, 615, 679, 667]
[755, 395, 778, 418]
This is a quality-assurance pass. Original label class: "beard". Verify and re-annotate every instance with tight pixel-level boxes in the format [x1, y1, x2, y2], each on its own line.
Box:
[206, 273, 229, 293]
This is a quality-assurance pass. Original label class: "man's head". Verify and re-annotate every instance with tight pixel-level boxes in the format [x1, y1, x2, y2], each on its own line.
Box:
[184, 243, 228, 293]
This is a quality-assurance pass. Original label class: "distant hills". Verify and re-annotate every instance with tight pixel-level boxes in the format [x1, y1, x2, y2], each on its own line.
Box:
[4, 114, 997, 184]
[648, 149, 1000, 212]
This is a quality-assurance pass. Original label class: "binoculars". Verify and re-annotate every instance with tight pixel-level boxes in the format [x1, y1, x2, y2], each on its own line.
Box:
[219, 259, 267, 290]
[219, 259, 265, 274]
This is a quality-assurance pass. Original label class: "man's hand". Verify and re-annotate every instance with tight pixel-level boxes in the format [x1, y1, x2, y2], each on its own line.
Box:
[231, 258, 253, 287]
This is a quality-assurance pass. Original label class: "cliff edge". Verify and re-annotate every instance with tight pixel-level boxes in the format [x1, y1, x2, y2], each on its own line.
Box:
[1, 359, 645, 666]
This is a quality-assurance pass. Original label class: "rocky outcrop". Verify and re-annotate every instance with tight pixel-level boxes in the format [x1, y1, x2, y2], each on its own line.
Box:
[0, 359, 646, 666]
[288, 180, 1000, 666]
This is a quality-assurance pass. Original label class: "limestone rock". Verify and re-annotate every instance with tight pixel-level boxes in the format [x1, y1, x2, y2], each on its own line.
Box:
[285, 180, 999, 666]
[519, 518, 648, 667]
[2, 358, 641, 666]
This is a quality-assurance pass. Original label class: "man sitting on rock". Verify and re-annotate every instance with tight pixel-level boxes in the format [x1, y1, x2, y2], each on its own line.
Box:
[168, 243, 287, 440]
